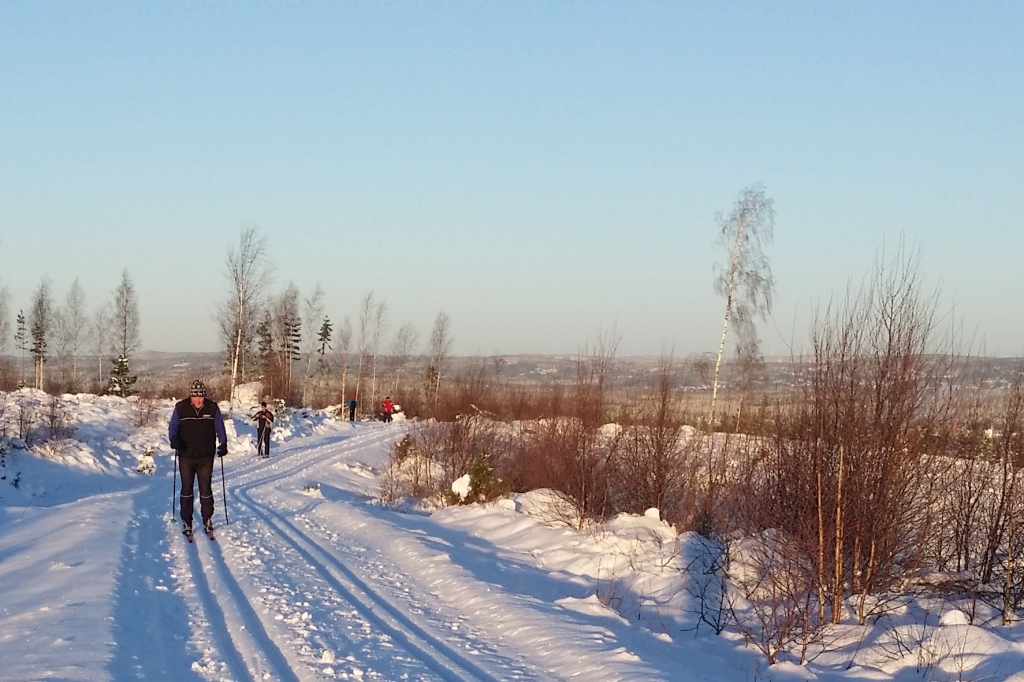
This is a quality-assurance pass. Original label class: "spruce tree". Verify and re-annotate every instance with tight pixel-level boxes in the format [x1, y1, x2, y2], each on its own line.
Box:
[106, 354, 137, 397]
[14, 310, 27, 387]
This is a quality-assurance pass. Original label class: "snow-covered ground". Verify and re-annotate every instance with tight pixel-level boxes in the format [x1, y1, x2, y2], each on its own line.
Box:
[2, 389, 1024, 681]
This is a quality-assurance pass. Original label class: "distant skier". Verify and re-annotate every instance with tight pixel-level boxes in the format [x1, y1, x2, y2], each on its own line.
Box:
[381, 396, 394, 423]
[168, 380, 228, 538]
[347, 396, 357, 422]
[251, 401, 275, 457]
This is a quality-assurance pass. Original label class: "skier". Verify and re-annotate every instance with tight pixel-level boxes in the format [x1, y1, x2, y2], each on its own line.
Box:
[251, 401, 275, 458]
[347, 396, 357, 422]
[381, 396, 394, 423]
[169, 380, 228, 539]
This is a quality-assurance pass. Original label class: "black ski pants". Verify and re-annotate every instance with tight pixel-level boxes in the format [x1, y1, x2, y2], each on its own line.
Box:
[179, 456, 215, 525]
[257, 427, 271, 457]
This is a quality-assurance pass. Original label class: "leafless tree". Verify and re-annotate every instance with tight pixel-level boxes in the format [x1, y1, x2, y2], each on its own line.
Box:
[426, 312, 453, 410]
[334, 316, 353, 405]
[111, 269, 140, 361]
[272, 283, 301, 401]
[63, 279, 87, 390]
[355, 292, 376, 408]
[0, 285, 10, 357]
[90, 303, 113, 390]
[710, 185, 775, 428]
[299, 284, 325, 406]
[727, 531, 822, 666]
[51, 280, 88, 392]
[29, 278, 54, 391]
[613, 355, 690, 521]
[995, 373, 1024, 624]
[814, 250, 953, 625]
[222, 226, 271, 409]
[352, 292, 389, 411]
[51, 307, 72, 390]
[370, 298, 389, 409]
[519, 332, 620, 527]
[385, 321, 419, 397]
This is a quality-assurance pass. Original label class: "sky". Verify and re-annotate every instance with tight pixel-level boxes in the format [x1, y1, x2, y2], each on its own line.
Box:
[1, 2, 1021, 357]
[3, 393, 1021, 680]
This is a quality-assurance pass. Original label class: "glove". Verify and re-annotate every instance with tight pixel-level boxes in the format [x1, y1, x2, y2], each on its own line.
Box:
[217, 443, 227, 458]
[170, 437, 183, 452]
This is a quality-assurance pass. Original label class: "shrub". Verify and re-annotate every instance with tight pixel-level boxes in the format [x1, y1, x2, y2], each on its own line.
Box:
[445, 458, 509, 505]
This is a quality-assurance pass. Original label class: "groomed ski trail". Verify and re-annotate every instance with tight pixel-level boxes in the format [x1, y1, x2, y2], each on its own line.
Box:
[164, 425, 542, 681]
[144, 421, 673, 681]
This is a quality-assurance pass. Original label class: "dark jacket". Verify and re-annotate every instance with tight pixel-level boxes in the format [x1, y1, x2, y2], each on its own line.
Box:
[252, 408, 275, 431]
[169, 397, 227, 458]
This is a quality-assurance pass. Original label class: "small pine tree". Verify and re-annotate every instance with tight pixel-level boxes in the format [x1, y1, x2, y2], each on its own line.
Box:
[287, 318, 301, 363]
[317, 317, 332, 373]
[14, 310, 27, 387]
[106, 354, 137, 397]
[445, 459, 508, 506]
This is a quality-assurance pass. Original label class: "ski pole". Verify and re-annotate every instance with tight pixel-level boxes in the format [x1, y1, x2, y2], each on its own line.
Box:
[220, 453, 229, 526]
[171, 450, 178, 522]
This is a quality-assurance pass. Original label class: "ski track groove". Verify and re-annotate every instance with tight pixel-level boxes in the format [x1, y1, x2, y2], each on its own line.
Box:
[166, 431, 386, 681]
[182, 541, 267, 682]
[164, 425, 545, 681]
[200, 540, 303, 682]
[170, 507, 301, 681]
[223, 426, 538, 681]
[238, 428, 493, 681]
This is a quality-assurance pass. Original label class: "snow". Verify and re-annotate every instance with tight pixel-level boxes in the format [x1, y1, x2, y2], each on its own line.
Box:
[3, 389, 1024, 680]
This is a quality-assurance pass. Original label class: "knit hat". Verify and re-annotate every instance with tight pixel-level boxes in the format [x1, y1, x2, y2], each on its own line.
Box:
[190, 379, 206, 397]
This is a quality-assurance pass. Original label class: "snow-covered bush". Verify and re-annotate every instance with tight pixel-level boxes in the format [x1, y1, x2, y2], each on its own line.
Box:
[445, 459, 509, 506]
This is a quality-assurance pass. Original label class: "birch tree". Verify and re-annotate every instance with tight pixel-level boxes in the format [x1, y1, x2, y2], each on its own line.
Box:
[222, 227, 271, 409]
[355, 292, 375, 406]
[112, 269, 140, 361]
[386, 322, 419, 397]
[335, 317, 353, 405]
[426, 312, 453, 409]
[273, 284, 301, 401]
[709, 185, 775, 428]
[90, 303, 113, 390]
[370, 298, 388, 408]
[109, 270, 141, 396]
[300, 285, 325, 406]
[56, 279, 88, 391]
[0, 286, 10, 360]
[29, 279, 54, 391]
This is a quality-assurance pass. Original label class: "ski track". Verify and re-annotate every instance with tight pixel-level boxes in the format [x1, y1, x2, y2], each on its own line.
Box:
[159, 425, 542, 682]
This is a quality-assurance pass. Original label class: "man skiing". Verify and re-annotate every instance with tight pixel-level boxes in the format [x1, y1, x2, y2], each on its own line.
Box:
[347, 396, 357, 422]
[169, 380, 228, 539]
[251, 401, 275, 457]
[381, 396, 394, 423]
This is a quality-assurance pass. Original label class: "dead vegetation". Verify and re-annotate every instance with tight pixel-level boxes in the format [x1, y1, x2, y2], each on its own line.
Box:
[379, 251, 1023, 667]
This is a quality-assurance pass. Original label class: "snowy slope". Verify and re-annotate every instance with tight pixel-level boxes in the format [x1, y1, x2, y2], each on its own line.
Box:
[2, 391, 1024, 681]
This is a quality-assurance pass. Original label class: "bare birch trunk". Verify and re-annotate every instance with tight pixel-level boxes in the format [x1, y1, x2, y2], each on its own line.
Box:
[832, 444, 845, 624]
[709, 240, 740, 429]
[817, 447, 827, 623]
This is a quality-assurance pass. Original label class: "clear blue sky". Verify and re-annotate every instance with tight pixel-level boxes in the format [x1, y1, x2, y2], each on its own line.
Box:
[1, 2, 1021, 357]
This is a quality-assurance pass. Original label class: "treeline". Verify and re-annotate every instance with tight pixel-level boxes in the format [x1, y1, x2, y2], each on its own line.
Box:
[0, 271, 140, 395]
[0, 227, 455, 414]
[213, 227, 455, 413]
